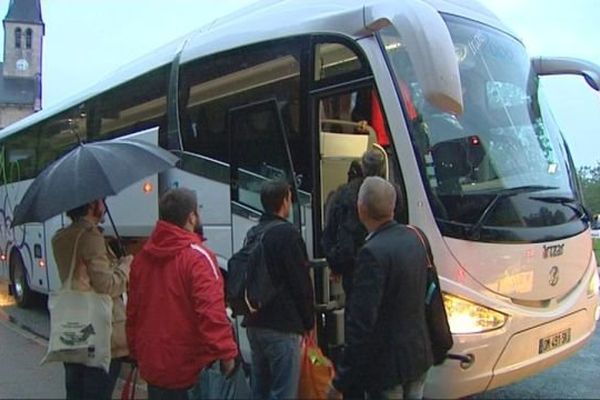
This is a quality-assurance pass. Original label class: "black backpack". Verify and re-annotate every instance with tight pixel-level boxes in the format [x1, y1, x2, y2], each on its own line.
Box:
[227, 220, 285, 317]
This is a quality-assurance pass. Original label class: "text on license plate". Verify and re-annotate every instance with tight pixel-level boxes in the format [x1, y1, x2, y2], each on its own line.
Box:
[538, 328, 571, 354]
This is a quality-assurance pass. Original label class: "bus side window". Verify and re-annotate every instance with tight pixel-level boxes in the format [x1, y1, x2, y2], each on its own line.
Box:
[177, 37, 311, 194]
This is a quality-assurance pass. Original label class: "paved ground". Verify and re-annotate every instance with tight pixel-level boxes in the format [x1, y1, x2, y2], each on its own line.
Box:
[0, 286, 144, 399]
[0, 313, 63, 398]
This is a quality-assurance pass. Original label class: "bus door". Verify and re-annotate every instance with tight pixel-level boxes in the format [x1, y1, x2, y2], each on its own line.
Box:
[227, 98, 302, 358]
[311, 85, 393, 357]
[228, 98, 301, 247]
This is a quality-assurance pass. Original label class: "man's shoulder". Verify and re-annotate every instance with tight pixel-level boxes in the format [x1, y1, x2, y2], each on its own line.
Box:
[266, 220, 299, 239]
[184, 243, 222, 278]
[186, 242, 216, 262]
[365, 223, 410, 247]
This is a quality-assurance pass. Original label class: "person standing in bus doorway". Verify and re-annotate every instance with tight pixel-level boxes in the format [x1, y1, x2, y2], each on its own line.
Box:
[244, 180, 315, 400]
[126, 188, 237, 400]
[52, 199, 132, 400]
[322, 149, 402, 300]
[327, 177, 433, 400]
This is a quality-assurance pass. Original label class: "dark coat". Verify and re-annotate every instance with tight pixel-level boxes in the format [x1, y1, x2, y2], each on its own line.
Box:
[321, 178, 404, 296]
[243, 214, 315, 334]
[333, 221, 433, 393]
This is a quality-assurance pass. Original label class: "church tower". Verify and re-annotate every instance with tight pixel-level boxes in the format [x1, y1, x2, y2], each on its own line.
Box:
[0, 0, 44, 127]
[3, 0, 44, 79]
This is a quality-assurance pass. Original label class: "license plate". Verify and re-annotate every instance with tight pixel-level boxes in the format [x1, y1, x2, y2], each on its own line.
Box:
[538, 328, 571, 354]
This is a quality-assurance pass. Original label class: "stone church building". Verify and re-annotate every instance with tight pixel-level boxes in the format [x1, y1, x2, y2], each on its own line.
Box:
[0, 0, 43, 129]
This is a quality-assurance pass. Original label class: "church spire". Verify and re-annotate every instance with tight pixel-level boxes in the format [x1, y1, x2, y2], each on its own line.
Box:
[4, 0, 44, 27]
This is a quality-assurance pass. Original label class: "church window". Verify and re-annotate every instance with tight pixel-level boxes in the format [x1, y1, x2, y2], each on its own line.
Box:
[15, 27, 21, 48]
[25, 28, 32, 49]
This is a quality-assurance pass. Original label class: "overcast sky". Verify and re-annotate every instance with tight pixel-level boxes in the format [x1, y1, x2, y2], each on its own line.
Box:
[1, 0, 598, 167]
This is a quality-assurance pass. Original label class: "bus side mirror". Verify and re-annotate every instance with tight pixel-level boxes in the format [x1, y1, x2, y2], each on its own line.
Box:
[364, 0, 464, 115]
[532, 57, 600, 91]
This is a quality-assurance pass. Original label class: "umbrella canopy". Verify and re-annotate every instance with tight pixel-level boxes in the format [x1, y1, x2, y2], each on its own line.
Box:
[12, 139, 179, 227]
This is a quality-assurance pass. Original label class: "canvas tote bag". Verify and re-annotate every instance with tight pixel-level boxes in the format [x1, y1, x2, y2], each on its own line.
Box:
[41, 229, 113, 372]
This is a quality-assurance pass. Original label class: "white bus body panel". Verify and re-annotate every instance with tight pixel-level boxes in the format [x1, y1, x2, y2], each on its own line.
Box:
[445, 234, 592, 301]
[101, 127, 164, 238]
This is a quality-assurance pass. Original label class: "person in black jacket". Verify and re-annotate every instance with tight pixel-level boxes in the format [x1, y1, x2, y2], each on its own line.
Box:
[328, 176, 433, 399]
[244, 179, 314, 400]
[322, 149, 403, 299]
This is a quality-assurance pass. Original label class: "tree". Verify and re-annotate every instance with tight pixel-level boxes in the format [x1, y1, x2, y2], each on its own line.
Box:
[578, 162, 600, 216]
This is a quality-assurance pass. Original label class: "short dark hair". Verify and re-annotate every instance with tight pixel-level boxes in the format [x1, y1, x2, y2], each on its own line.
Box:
[159, 188, 197, 228]
[361, 149, 385, 177]
[260, 180, 290, 214]
[66, 203, 90, 221]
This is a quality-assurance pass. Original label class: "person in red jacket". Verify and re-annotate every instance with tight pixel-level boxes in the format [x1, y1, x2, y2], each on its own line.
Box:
[126, 188, 237, 400]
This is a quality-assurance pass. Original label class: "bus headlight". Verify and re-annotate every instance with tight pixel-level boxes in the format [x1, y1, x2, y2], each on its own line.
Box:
[588, 270, 599, 297]
[443, 293, 508, 334]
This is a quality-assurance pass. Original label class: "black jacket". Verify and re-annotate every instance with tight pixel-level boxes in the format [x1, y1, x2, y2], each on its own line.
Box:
[244, 214, 314, 334]
[333, 221, 433, 393]
[322, 177, 403, 295]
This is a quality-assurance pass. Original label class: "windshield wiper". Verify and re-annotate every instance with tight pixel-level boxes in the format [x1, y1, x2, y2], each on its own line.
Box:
[468, 185, 558, 240]
[529, 195, 591, 222]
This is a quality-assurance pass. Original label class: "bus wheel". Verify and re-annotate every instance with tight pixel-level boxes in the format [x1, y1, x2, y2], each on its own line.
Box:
[10, 252, 33, 308]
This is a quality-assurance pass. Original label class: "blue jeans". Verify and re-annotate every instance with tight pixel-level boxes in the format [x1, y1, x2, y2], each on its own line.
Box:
[64, 358, 122, 400]
[247, 327, 301, 400]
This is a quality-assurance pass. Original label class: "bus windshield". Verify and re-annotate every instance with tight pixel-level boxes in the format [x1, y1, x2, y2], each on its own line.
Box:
[381, 15, 586, 242]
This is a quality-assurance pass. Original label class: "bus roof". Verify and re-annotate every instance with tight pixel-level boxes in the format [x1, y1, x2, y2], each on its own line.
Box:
[0, 0, 511, 140]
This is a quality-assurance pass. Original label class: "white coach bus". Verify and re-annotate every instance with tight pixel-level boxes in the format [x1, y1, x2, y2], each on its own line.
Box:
[0, 0, 599, 397]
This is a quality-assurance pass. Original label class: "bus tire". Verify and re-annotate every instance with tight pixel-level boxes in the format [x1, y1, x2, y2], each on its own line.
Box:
[10, 251, 33, 308]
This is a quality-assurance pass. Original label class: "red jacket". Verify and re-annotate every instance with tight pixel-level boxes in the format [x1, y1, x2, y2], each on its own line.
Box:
[126, 220, 238, 389]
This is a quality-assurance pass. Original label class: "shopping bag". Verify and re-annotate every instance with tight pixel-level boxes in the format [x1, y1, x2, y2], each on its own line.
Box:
[41, 230, 113, 372]
[298, 334, 335, 399]
[121, 364, 138, 400]
[41, 289, 113, 371]
[188, 362, 251, 400]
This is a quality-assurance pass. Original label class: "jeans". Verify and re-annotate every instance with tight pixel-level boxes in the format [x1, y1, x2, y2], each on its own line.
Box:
[247, 327, 301, 400]
[148, 385, 190, 400]
[368, 371, 429, 400]
[64, 358, 123, 400]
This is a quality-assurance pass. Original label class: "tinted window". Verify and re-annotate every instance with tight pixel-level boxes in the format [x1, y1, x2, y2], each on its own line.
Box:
[315, 42, 363, 81]
[178, 38, 311, 191]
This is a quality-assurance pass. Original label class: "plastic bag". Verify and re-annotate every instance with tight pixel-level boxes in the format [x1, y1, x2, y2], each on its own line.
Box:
[121, 364, 138, 400]
[298, 334, 335, 399]
[189, 362, 251, 400]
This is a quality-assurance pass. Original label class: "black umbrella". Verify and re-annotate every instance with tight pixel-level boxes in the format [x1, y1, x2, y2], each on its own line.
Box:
[11, 138, 179, 253]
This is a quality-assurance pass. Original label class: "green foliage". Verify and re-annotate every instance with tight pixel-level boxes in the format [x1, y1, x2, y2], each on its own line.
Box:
[578, 162, 600, 215]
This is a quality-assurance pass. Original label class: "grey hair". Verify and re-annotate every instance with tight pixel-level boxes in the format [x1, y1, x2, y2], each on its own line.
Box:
[358, 176, 396, 221]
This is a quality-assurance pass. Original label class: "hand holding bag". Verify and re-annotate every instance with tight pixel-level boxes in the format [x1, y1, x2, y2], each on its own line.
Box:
[41, 230, 113, 372]
[407, 225, 454, 365]
[298, 332, 335, 399]
[188, 361, 251, 400]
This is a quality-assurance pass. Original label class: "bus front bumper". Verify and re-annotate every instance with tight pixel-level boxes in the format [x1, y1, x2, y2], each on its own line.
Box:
[424, 303, 598, 399]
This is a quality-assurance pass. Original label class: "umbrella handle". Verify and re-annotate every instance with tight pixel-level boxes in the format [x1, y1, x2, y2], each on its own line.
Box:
[103, 199, 125, 258]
